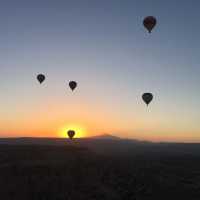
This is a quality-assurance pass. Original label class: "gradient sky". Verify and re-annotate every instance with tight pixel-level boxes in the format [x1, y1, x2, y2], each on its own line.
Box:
[0, 0, 200, 142]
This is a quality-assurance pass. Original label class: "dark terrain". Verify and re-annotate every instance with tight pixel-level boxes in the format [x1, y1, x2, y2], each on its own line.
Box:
[0, 136, 200, 200]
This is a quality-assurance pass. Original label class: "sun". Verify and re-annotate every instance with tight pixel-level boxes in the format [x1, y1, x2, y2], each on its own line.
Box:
[58, 124, 87, 138]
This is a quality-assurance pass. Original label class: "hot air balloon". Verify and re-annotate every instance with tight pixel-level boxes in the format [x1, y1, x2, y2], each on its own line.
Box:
[142, 93, 153, 106]
[37, 74, 45, 84]
[69, 81, 77, 91]
[67, 130, 75, 140]
[143, 16, 157, 33]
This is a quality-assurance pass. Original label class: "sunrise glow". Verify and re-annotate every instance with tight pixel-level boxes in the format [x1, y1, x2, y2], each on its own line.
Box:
[58, 124, 87, 138]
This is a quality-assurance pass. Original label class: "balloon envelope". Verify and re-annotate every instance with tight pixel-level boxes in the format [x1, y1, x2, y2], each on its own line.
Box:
[143, 16, 157, 33]
[69, 81, 77, 91]
[142, 93, 153, 106]
[67, 130, 75, 140]
[37, 74, 45, 84]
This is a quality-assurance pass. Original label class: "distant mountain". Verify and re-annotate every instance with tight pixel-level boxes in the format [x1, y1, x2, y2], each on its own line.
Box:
[0, 136, 200, 156]
[90, 134, 121, 140]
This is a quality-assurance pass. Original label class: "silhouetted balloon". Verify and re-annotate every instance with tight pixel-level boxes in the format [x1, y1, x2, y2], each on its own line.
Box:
[67, 130, 75, 140]
[37, 74, 45, 84]
[142, 93, 153, 106]
[143, 16, 157, 33]
[69, 81, 77, 91]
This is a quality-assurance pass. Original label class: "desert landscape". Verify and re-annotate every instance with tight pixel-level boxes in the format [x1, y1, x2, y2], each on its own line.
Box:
[0, 136, 200, 200]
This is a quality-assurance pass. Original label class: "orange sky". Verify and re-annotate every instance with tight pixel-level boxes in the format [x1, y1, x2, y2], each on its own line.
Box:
[1, 1, 200, 142]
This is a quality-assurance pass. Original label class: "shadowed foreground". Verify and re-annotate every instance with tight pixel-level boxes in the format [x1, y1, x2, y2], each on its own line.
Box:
[0, 142, 200, 200]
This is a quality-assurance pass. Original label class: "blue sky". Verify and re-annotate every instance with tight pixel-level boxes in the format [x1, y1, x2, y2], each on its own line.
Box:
[0, 0, 200, 141]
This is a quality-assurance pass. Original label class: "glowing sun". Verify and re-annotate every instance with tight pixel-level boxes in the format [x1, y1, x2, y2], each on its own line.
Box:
[58, 124, 87, 138]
